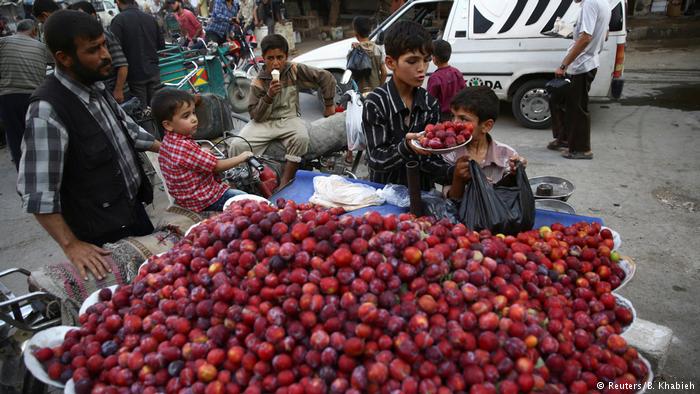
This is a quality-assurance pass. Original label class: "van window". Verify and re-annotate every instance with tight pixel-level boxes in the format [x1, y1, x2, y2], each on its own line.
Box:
[390, 0, 454, 40]
[93, 1, 106, 12]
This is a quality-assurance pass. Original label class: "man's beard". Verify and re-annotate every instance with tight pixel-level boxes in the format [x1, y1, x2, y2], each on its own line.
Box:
[71, 56, 112, 84]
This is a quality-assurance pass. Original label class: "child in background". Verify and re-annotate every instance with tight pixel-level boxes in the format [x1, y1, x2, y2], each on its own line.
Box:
[362, 20, 453, 190]
[445, 86, 527, 200]
[427, 39, 466, 121]
[229, 34, 337, 188]
[152, 89, 253, 212]
[348, 16, 387, 94]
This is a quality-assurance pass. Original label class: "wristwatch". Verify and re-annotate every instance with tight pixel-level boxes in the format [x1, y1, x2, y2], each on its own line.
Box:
[560, 64, 567, 70]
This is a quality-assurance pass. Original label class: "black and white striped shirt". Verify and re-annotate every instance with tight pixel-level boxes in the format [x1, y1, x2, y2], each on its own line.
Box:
[362, 79, 453, 189]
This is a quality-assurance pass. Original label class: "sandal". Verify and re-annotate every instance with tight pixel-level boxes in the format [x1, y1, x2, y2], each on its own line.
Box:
[547, 140, 568, 151]
[561, 151, 593, 160]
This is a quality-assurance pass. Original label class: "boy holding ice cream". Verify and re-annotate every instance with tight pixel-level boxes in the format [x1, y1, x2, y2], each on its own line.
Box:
[230, 34, 337, 188]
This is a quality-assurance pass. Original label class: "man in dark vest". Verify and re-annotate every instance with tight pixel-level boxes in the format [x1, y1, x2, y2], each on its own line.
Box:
[17, 10, 161, 281]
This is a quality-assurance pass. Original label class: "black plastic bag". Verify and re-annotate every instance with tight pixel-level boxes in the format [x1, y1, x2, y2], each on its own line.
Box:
[458, 160, 534, 235]
[421, 191, 459, 223]
[346, 47, 372, 80]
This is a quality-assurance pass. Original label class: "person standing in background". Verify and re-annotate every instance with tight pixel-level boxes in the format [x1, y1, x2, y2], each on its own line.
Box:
[427, 39, 466, 121]
[549, 0, 610, 160]
[0, 19, 53, 169]
[112, 0, 165, 108]
[168, 0, 204, 43]
[68, 1, 130, 103]
[205, 0, 238, 44]
[198, 0, 209, 17]
[31, 0, 59, 23]
[238, 0, 255, 30]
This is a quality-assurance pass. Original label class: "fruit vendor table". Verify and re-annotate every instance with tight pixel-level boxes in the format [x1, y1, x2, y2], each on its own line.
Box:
[271, 170, 603, 228]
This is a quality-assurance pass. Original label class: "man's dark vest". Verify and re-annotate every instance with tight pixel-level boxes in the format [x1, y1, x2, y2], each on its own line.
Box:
[30, 75, 152, 243]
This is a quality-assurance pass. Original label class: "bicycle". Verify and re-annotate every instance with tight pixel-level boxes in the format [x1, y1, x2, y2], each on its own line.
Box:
[158, 37, 254, 113]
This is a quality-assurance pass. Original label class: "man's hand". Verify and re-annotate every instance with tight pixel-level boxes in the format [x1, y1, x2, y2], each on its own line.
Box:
[323, 104, 336, 117]
[406, 133, 430, 155]
[555, 66, 566, 77]
[63, 240, 112, 281]
[113, 88, 125, 103]
[267, 79, 282, 98]
[453, 155, 472, 182]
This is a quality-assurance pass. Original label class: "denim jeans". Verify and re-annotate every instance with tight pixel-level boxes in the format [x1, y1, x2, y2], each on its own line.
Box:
[204, 188, 247, 211]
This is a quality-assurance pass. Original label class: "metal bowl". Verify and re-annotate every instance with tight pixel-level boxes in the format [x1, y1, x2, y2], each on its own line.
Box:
[615, 259, 636, 291]
[615, 293, 637, 335]
[535, 199, 576, 214]
[530, 176, 575, 201]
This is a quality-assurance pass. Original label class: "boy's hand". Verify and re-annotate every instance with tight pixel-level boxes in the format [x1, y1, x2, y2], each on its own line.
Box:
[508, 154, 527, 173]
[406, 133, 430, 155]
[267, 80, 282, 98]
[323, 104, 336, 117]
[194, 94, 203, 107]
[453, 156, 472, 182]
[236, 151, 255, 161]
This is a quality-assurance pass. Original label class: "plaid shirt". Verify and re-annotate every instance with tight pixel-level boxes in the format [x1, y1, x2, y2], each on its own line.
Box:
[206, 0, 239, 37]
[104, 29, 129, 95]
[363, 78, 454, 190]
[159, 132, 228, 212]
[18, 69, 155, 214]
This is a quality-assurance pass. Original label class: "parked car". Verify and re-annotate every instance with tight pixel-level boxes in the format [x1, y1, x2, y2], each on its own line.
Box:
[294, 0, 627, 129]
[93, 0, 118, 28]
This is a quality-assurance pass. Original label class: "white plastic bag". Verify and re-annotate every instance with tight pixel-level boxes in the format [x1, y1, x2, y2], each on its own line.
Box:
[376, 184, 410, 208]
[309, 175, 384, 211]
[345, 91, 365, 151]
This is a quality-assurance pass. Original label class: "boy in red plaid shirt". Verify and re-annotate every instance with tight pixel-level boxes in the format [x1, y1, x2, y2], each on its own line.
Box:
[153, 89, 253, 212]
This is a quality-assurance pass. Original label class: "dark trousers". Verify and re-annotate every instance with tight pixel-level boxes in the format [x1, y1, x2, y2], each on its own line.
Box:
[83, 202, 154, 246]
[205, 31, 226, 45]
[129, 75, 161, 109]
[550, 69, 597, 153]
[0, 93, 31, 170]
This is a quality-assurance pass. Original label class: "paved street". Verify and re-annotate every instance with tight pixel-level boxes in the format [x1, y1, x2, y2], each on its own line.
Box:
[0, 38, 698, 390]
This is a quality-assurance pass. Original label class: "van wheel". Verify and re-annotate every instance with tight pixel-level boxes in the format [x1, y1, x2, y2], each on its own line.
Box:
[512, 79, 551, 129]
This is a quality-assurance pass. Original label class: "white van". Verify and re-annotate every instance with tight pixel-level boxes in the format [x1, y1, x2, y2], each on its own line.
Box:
[294, 0, 626, 129]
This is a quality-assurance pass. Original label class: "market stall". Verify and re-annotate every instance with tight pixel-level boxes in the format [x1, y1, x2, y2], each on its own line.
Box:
[19, 172, 651, 393]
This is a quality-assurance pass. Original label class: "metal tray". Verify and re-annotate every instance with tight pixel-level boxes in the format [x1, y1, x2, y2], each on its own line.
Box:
[637, 354, 654, 394]
[534, 199, 576, 214]
[78, 285, 119, 316]
[615, 293, 637, 335]
[615, 259, 636, 291]
[23, 325, 78, 388]
[529, 176, 575, 201]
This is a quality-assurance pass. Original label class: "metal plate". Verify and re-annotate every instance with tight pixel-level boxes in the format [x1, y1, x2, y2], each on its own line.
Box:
[79, 285, 119, 316]
[529, 176, 575, 201]
[637, 354, 654, 394]
[223, 194, 273, 210]
[534, 199, 576, 214]
[23, 325, 78, 388]
[615, 293, 637, 335]
[616, 259, 636, 291]
[410, 133, 472, 153]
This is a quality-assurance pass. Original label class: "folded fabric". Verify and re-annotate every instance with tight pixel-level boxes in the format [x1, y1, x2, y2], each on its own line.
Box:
[309, 175, 385, 211]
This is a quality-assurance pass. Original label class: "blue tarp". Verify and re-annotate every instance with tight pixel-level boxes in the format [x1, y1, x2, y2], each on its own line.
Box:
[271, 170, 603, 228]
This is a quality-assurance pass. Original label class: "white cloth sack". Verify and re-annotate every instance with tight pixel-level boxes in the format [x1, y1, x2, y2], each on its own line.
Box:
[345, 91, 365, 151]
[309, 175, 384, 211]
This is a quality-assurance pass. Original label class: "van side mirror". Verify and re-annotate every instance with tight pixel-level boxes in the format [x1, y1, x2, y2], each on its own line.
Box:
[376, 31, 385, 45]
